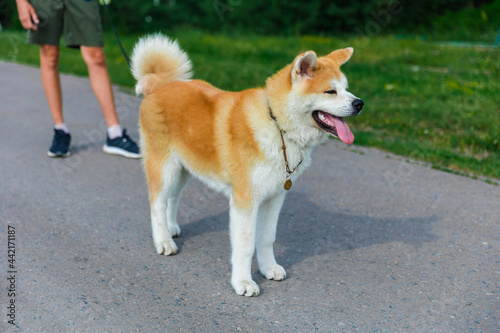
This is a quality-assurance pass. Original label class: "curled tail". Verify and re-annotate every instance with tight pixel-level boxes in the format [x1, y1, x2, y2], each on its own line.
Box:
[130, 33, 192, 95]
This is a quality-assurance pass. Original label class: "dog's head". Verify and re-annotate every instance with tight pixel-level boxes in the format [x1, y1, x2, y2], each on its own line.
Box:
[267, 48, 363, 146]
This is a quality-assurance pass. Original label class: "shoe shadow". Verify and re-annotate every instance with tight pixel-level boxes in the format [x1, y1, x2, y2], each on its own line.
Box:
[71, 141, 100, 154]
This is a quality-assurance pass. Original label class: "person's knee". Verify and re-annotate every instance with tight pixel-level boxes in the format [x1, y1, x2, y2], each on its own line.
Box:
[40, 45, 60, 70]
[82, 47, 106, 67]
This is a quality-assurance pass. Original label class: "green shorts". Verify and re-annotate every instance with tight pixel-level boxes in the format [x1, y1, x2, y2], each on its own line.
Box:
[28, 0, 103, 48]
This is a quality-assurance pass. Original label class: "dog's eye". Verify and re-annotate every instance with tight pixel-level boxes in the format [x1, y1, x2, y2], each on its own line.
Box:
[325, 89, 337, 95]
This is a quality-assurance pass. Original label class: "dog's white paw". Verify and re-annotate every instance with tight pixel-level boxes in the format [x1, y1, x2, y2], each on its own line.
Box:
[168, 224, 181, 238]
[232, 280, 260, 297]
[154, 239, 178, 256]
[261, 265, 287, 281]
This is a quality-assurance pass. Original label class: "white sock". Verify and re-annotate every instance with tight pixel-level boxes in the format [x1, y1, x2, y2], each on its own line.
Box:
[107, 125, 123, 140]
[54, 123, 69, 134]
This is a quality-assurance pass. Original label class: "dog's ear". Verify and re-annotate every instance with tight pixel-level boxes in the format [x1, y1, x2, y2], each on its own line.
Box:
[292, 51, 317, 81]
[327, 47, 353, 66]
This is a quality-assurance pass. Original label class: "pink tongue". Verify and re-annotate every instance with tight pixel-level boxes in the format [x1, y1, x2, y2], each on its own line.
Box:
[331, 116, 354, 145]
[322, 112, 354, 145]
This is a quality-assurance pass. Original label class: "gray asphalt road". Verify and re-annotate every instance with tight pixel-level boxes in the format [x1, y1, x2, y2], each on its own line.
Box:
[1, 61, 499, 332]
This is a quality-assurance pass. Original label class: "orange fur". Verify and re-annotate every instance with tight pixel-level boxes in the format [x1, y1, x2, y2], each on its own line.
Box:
[140, 81, 266, 208]
[302, 58, 343, 95]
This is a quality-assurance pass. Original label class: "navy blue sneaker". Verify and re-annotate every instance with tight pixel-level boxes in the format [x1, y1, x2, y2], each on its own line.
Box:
[47, 129, 71, 158]
[103, 129, 141, 159]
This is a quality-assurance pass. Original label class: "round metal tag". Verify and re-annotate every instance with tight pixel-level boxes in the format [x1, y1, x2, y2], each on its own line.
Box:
[283, 179, 292, 191]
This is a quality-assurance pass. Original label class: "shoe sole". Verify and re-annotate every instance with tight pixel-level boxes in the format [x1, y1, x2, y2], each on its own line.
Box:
[47, 150, 71, 158]
[103, 145, 142, 159]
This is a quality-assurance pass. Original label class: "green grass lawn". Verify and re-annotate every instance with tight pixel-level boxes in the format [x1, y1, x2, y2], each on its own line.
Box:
[1, 29, 498, 180]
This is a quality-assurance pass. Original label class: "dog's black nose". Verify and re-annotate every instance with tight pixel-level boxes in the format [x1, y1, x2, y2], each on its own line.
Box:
[352, 98, 364, 115]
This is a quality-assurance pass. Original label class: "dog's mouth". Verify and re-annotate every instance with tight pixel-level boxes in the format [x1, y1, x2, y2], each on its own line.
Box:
[312, 111, 354, 145]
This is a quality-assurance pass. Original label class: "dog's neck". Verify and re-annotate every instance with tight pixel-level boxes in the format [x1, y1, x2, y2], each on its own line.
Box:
[268, 105, 304, 179]
[267, 102, 325, 150]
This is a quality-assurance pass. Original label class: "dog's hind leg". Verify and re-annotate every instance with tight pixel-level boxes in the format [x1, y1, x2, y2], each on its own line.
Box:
[165, 167, 191, 238]
[256, 193, 287, 281]
[146, 154, 185, 255]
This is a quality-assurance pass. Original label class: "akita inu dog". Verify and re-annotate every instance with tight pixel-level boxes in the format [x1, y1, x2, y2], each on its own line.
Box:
[131, 34, 363, 296]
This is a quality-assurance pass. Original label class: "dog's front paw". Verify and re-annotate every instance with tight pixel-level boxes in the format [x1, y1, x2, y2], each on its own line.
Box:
[232, 279, 260, 297]
[261, 265, 286, 281]
[154, 239, 178, 256]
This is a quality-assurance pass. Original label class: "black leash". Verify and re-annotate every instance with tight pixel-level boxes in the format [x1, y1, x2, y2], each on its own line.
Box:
[102, 2, 131, 67]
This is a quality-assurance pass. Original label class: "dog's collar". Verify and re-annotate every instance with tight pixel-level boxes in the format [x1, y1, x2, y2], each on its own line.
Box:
[268, 105, 303, 190]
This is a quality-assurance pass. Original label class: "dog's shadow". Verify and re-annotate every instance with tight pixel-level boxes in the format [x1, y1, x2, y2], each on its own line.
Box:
[176, 190, 438, 266]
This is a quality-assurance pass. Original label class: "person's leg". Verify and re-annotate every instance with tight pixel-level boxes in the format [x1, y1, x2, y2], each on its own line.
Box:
[40, 44, 71, 158]
[81, 45, 140, 158]
[28, 1, 70, 157]
[39, 44, 64, 126]
[80, 46, 119, 128]
[62, 1, 139, 158]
